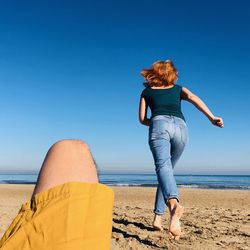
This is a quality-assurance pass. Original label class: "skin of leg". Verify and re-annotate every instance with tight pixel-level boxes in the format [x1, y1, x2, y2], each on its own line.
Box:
[31, 139, 99, 198]
[0, 140, 115, 249]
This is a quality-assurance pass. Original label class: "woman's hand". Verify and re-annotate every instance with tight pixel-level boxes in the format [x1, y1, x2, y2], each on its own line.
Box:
[209, 116, 224, 128]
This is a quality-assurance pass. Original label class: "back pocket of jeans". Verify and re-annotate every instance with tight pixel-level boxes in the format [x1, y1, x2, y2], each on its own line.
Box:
[149, 120, 170, 141]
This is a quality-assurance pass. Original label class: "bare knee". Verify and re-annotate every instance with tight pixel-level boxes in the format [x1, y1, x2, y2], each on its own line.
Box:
[32, 139, 98, 197]
[46, 139, 94, 168]
[50, 139, 89, 152]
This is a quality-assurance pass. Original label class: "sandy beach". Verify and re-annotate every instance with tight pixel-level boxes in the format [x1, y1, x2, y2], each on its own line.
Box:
[0, 184, 249, 250]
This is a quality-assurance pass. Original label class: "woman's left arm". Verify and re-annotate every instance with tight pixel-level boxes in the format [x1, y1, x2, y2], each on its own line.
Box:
[139, 96, 151, 126]
[181, 87, 224, 128]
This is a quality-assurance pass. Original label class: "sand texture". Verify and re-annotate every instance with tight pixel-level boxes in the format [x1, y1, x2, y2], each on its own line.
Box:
[0, 184, 249, 250]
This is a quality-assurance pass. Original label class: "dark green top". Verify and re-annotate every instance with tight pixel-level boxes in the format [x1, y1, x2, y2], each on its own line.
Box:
[141, 84, 186, 122]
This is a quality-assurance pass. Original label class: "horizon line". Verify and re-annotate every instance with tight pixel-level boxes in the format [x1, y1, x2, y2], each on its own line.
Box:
[0, 170, 249, 176]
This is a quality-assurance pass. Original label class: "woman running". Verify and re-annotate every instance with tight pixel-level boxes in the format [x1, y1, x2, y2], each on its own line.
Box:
[139, 60, 223, 240]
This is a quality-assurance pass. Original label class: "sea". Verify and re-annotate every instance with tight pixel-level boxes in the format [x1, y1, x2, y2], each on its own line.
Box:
[0, 173, 250, 190]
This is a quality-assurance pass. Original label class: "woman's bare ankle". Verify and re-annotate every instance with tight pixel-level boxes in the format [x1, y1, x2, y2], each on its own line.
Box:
[167, 197, 179, 211]
[153, 213, 163, 231]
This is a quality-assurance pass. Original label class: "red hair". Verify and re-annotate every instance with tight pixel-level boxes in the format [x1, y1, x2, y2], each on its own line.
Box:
[141, 60, 178, 87]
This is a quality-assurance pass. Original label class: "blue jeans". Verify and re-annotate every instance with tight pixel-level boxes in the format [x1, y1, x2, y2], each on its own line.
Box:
[148, 115, 189, 215]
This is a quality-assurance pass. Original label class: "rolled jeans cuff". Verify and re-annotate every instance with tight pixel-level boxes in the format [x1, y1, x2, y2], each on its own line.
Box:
[167, 196, 180, 203]
[153, 209, 164, 215]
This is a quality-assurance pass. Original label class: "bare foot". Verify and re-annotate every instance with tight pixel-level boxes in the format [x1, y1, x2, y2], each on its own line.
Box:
[169, 204, 184, 240]
[153, 214, 163, 231]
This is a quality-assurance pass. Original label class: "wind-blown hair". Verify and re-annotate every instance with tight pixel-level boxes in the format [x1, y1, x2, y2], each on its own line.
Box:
[141, 60, 178, 87]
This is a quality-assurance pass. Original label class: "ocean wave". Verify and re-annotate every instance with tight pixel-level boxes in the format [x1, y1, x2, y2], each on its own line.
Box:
[1, 175, 250, 190]
[109, 183, 250, 190]
[0, 180, 36, 184]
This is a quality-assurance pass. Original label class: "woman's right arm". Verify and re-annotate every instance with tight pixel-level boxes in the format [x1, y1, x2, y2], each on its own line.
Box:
[139, 96, 151, 126]
[181, 87, 224, 128]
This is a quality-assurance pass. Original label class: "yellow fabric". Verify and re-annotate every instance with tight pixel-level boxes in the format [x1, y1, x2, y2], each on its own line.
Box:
[0, 182, 114, 250]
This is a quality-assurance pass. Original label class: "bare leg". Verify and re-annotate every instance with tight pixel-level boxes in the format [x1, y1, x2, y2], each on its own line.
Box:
[153, 214, 163, 231]
[31, 139, 98, 198]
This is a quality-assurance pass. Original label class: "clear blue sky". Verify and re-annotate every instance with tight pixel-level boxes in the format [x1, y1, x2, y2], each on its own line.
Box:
[0, 0, 249, 174]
